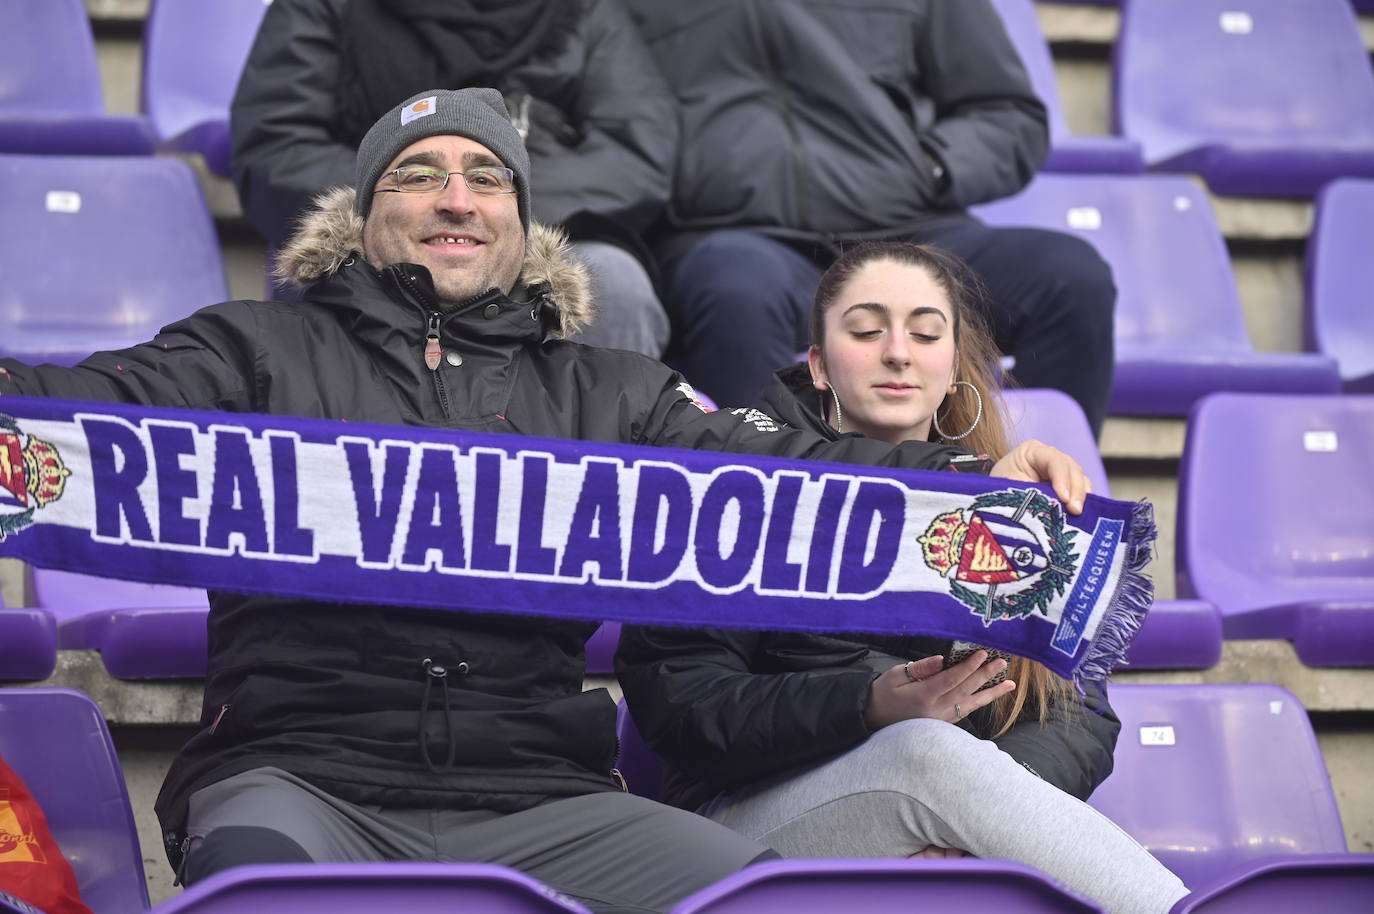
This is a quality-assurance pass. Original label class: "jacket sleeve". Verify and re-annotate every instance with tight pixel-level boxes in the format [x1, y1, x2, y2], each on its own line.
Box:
[616, 625, 877, 791]
[230, 0, 355, 247]
[639, 368, 975, 472]
[991, 679, 1121, 801]
[524, 0, 678, 234]
[0, 303, 260, 411]
[915, 0, 1048, 208]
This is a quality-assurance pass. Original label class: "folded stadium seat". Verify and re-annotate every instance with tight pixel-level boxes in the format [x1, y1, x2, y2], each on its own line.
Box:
[988, 0, 1143, 174]
[0, 154, 228, 366]
[1170, 854, 1374, 914]
[142, 0, 270, 177]
[0, 688, 150, 914]
[32, 568, 209, 679]
[1177, 393, 1374, 666]
[1115, 0, 1374, 197]
[0, 585, 58, 681]
[1001, 388, 1222, 668]
[1306, 178, 1374, 392]
[669, 858, 1103, 914]
[1089, 684, 1348, 895]
[148, 862, 591, 914]
[972, 173, 1340, 416]
[0, 0, 155, 155]
[614, 699, 662, 801]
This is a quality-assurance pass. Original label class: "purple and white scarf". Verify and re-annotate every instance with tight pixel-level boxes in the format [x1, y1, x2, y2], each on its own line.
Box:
[0, 396, 1154, 689]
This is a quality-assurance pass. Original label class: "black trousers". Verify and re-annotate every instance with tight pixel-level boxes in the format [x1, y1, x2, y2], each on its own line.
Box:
[662, 222, 1116, 435]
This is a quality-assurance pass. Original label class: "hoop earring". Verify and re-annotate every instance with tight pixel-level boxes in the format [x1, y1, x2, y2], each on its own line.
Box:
[830, 389, 844, 434]
[932, 380, 983, 441]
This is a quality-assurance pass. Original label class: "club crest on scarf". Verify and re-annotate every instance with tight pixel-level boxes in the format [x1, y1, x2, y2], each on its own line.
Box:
[919, 487, 1077, 623]
[0, 415, 71, 540]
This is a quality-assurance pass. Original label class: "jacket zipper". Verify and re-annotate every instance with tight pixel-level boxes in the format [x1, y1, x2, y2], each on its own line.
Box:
[424, 312, 443, 371]
[423, 311, 454, 418]
[208, 703, 230, 735]
[389, 266, 454, 421]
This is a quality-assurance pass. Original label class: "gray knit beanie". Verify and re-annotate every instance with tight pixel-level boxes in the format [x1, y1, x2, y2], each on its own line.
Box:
[354, 88, 531, 234]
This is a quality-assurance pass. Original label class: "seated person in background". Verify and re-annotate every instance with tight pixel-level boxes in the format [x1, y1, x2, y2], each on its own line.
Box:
[616, 243, 1188, 914]
[625, 0, 1117, 434]
[232, 0, 673, 357]
[0, 90, 1095, 914]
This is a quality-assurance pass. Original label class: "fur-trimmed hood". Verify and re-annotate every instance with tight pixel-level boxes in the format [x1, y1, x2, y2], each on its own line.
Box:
[273, 186, 595, 339]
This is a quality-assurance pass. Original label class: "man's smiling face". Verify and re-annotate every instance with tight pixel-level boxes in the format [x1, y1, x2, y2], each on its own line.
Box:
[361, 134, 525, 307]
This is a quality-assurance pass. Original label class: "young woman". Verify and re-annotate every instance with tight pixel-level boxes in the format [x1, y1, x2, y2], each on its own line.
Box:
[617, 243, 1188, 914]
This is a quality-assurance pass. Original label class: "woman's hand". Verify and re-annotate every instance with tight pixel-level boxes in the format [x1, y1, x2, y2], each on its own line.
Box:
[863, 651, 1016, 731]
[910, 845, 969, 859]
[990, 439, 1091, 515]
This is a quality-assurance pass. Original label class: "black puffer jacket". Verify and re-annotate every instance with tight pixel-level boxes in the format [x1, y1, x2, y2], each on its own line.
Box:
[0, 194, 978, 870]
[626, 0, 1047, 256]
[616, 364, 1120, 814]
[231, 0, 677, 250]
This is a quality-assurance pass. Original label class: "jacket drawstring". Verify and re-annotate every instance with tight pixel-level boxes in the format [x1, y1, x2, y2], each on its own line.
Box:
[419, 657, 466, 772]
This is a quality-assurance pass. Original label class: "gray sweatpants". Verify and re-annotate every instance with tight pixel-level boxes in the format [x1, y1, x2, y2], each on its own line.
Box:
[696, 718, 1189, 914]
[185, 767, 771, 914]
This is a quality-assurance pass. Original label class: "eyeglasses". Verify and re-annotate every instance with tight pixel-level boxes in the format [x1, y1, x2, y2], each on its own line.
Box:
[375, 164, 516, 196]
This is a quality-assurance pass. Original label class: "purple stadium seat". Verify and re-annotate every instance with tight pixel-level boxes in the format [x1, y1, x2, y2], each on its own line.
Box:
[1121, 598, 1222, 670]
[1177, 393, 1374, 665]
[1169, 854, 1374, 914]
[973, 174, 1340, 415]
[142, 0, 270, 177]
[1306, 178, 1374, 392]
[0, 0, 156, 156]
[0, 154, 227, 366]
[1089, 684, 1347, 893]
[670, 858, 1102, 914]
[0, 607, 57, 682]
[988, 0, 1143, 174]
[0, 577, 58, 681]
[1002, 388, 1111, 495]
[1000, 388, 1223, 669]
[585, 621, 620, 675]
[32, 568, 209, 679]
[0, 688, 149, 914]
[614, 699, 662, 801]
[150, 862, 591, 914]
[1115, 0, 1374, 197]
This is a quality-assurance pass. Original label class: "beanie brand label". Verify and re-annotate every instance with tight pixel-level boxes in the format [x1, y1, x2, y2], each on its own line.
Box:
[401, 97, 437, 126]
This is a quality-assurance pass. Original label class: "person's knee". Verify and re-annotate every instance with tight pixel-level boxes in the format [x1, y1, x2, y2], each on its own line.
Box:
[866, 719, 986, 785]
[669, 231, 807, 305]
[1027, 232, 1116, 314]
[183, 826, 313, 884]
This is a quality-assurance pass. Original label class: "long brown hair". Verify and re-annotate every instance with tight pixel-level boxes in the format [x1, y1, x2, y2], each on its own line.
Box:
[812, 241, 1074, 737]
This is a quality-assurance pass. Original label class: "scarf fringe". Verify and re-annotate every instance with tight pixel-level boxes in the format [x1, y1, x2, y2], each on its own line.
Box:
[1072, 499, 1157, 694]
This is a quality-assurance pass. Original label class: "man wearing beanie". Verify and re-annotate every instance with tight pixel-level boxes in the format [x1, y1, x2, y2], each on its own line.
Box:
[232, 0, 674, 359]
[0, 88, 1088, 910]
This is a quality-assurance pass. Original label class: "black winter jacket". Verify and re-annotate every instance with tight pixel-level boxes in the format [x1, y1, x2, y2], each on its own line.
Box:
[626, 0, 1048, 256]
[231, 0, 678, 250]
[0, 195, 977, 870]
[616, 364, 1120, 814]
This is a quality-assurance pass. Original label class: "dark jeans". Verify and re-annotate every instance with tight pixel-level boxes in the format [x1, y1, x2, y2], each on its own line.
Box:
[662, 224, 1116, 435]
